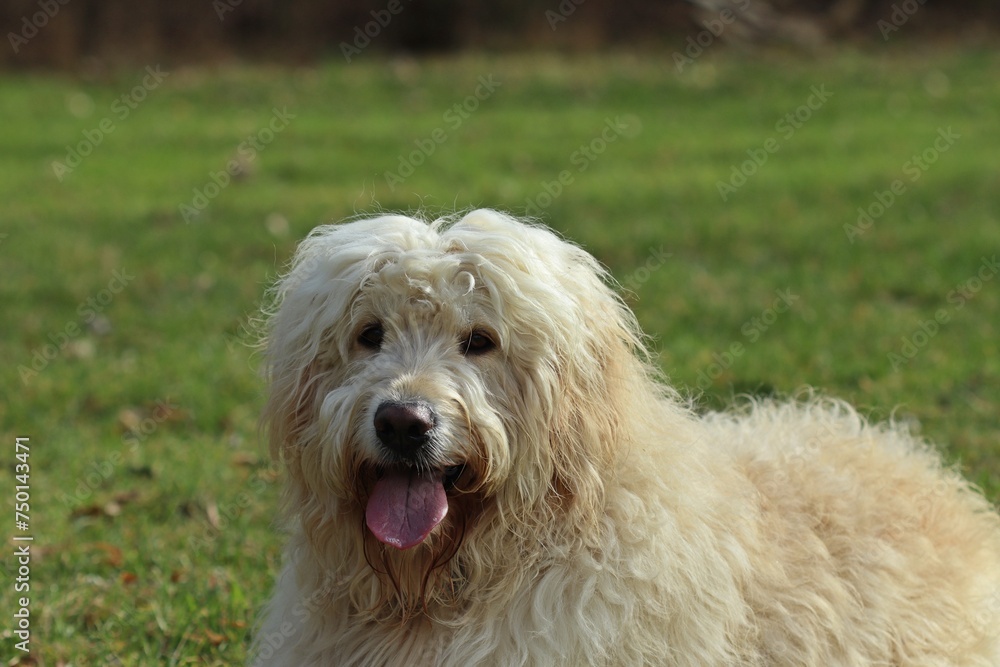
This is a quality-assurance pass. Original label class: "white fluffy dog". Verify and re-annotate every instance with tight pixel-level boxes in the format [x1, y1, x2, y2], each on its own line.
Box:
[253, 209, 1000, 666]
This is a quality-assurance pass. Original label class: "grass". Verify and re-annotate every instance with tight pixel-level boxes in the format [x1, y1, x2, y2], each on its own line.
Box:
[1, 46, 999, 664]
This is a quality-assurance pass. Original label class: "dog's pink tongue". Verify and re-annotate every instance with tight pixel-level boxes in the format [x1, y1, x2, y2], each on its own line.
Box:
[366, 469, 448, 550]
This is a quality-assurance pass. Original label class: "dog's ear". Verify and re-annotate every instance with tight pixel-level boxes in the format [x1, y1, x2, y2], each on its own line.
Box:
[262, 352, 325, 463]
[451, 211, 659, 522]
[546, 289, 646, 523]
[260, 226, 366, 463]
[261, 215, 440, 464]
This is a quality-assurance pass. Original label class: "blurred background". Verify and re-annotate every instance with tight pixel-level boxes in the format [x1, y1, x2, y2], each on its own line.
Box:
[2, 0, 999, 69]
[2, 1, 999, 664]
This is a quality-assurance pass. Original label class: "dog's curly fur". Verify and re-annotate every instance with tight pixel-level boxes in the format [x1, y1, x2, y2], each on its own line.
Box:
[252, 209, 1000, 666]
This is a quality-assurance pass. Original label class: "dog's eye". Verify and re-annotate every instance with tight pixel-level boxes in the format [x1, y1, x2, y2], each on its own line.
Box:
[358, 323, 384, 350]
[462, 330, 496, 356]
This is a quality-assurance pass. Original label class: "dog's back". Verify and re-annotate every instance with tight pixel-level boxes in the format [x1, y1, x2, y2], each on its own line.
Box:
[699, 398, 1000, 665]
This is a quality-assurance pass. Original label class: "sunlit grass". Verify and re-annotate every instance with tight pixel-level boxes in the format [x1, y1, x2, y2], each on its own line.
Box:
[1, 46, 998, 663]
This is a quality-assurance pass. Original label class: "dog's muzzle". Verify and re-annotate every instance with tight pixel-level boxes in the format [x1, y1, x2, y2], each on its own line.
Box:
[365, 400, 465, 551]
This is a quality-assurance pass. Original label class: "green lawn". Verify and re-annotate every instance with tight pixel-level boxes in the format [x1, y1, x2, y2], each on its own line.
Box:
[2, 47, 998, 664]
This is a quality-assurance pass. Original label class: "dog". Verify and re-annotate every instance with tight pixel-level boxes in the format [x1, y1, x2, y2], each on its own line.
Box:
[252, 209, 1000, 666]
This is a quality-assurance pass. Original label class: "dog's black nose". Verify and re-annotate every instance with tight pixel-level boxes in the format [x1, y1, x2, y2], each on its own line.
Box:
[373, 402, 435, 458]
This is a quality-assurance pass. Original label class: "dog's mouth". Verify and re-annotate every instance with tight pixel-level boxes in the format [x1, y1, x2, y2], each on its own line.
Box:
[364, 464, 465, 550]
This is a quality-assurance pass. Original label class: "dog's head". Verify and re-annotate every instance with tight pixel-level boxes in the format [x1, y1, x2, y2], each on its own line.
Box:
[262, 209, 653, 614]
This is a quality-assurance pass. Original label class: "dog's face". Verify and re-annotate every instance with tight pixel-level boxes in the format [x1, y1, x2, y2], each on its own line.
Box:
[263, 209, 643, 611]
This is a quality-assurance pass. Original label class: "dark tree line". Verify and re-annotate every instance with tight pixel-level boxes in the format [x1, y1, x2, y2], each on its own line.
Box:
[2, 0, 996, 70]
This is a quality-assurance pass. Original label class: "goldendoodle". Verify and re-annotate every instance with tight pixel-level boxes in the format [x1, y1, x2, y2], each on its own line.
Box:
[252, 209, 1000, 666]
